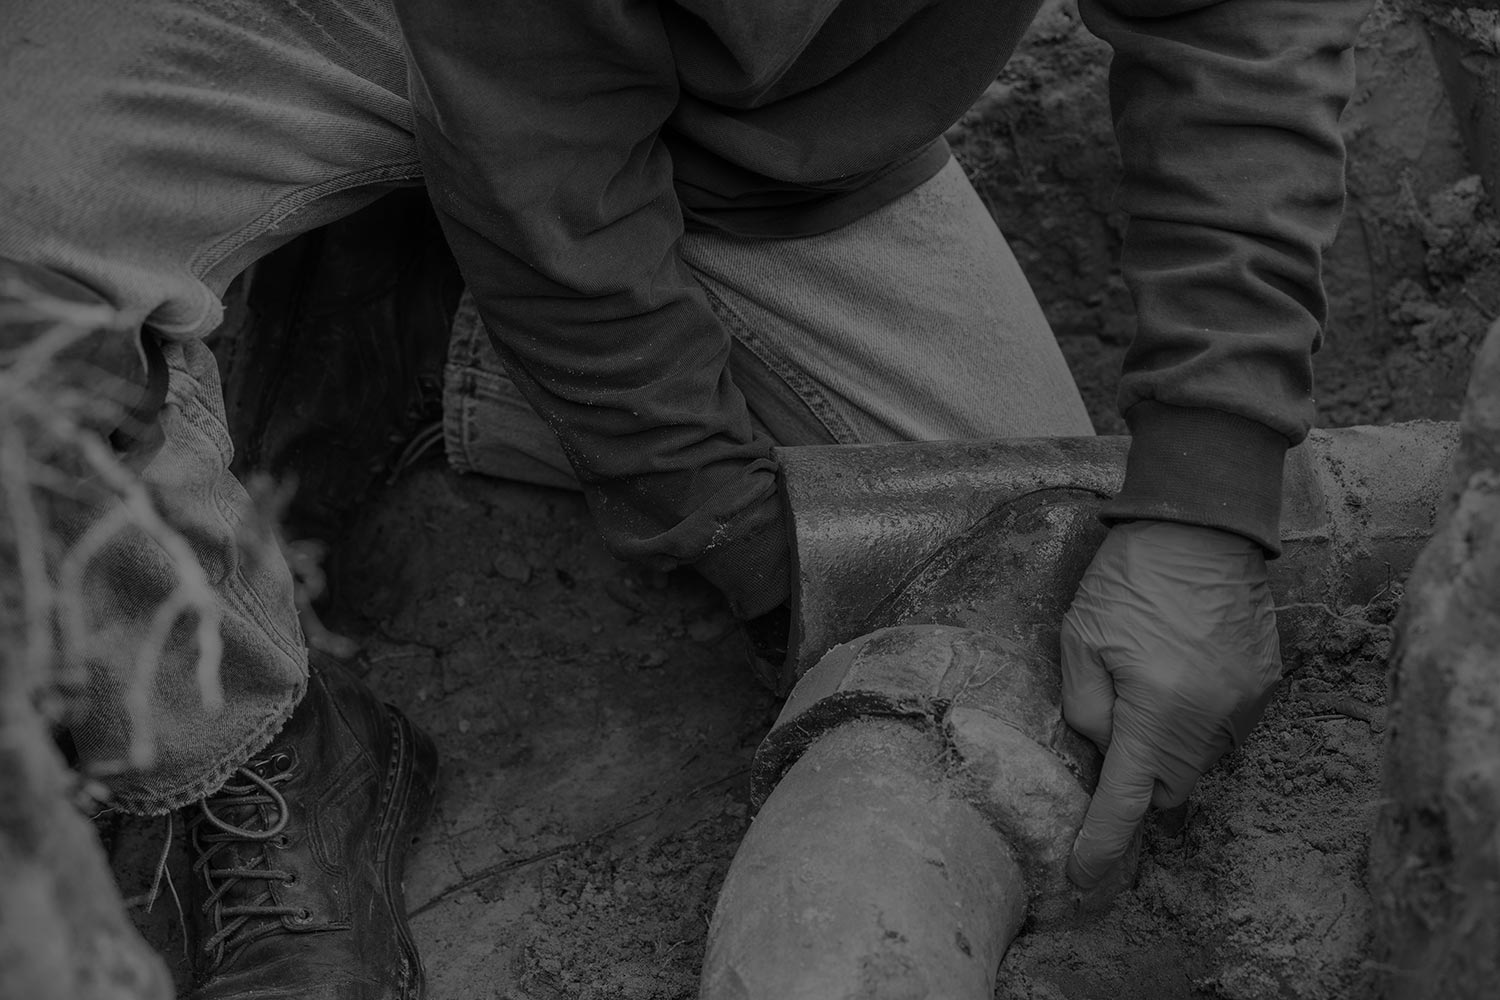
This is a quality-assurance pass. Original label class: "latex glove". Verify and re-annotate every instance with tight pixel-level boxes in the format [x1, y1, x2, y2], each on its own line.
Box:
[1061, 520, 1281, 889]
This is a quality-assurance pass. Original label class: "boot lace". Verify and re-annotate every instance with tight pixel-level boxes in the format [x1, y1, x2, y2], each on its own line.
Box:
[191, 764, 305, 968]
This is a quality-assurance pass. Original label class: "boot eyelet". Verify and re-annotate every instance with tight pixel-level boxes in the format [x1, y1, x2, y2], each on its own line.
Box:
[285, 871, 299, 885]
[296, 908, 312, 922]
[269, 752, 293, 774]
[273, 833, 292, 849]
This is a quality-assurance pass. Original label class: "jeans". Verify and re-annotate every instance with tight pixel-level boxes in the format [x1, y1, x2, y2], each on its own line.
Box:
[446, 159, 1095, 486]
[2, 0, 1091, 814]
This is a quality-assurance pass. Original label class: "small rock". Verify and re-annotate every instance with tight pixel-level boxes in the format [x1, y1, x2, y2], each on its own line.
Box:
[605, 578, 652, 613]
[687, 617, 732, 643]
[492, 552, 532, 583]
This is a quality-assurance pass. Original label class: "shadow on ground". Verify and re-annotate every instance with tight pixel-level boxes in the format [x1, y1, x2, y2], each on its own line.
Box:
[112, 466, 778, 1000]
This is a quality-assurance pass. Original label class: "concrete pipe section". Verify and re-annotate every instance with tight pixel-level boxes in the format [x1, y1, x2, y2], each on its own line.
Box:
[700, 421, 1460, 1000]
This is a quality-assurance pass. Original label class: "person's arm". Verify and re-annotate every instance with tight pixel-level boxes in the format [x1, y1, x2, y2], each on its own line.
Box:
[391, 0, 789, 619]
[1080, 0, 1372, 547]
[1063, 0, 1374, 888]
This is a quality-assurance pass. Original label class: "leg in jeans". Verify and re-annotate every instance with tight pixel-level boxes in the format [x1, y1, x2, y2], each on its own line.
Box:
[2, 0, 419, 813]
[444, 156, 1092, 486]
[682, 157, 1094, 445]
[4, 5, 440, 996]
[51, 337, 312, 813]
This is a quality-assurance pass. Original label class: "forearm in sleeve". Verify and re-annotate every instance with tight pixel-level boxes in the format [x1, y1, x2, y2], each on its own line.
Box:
[393, 0, 789, 616]
[1078, 0, 1374, 551]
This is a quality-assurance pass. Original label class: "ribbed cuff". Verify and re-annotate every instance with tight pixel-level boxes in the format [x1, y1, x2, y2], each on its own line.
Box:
[693, 496, 793, 620]
[1100, 401, 1289, 556]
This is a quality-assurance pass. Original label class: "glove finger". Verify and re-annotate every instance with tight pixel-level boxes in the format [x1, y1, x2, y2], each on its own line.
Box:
[1060, 613, 1115, 753]
[1150, 771, 1197, 810]
[1228, 652, 1282, 748]
[1066, 717, 1156, 889]
[1148, 709, 1244, 809]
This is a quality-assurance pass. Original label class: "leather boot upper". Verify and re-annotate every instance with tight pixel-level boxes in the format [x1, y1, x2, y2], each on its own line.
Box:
[187, 660, 438, 1000]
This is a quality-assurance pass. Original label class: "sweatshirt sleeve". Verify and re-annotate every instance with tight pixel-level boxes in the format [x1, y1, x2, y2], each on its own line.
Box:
[391, 0, 789, 618]
[1077, 0, 1373, 552]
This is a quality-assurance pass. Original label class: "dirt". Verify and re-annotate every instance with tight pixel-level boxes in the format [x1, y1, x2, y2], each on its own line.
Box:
[110, 466, 1414, 1000]
[110, 473, 780, 999]
[104, 3, 1492, 999]
[997, 598, 1401, 1000]
[333, 475, 780, 1000]
[1367, 322, 1500, 996]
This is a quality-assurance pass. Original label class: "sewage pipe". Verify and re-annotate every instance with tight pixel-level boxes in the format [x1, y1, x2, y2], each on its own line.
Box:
[701, 421, 1459, 1000]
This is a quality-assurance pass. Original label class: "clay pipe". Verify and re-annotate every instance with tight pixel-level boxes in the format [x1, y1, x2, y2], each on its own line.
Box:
[701, 716, 1026, 999]
[776, 421, 1461, 686]
[702, 421, 1459, 999]
[700, 624, 1118, 1000]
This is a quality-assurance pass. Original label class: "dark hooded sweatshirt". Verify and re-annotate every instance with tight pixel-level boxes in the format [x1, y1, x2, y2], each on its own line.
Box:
[391, 0, 1373, 618]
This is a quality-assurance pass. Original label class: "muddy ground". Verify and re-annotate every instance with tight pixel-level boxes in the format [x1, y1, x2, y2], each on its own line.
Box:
[107, 2, 1488, 998]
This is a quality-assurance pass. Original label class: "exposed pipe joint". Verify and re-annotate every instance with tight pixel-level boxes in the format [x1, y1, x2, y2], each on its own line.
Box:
[702, 421, 1460, 1000]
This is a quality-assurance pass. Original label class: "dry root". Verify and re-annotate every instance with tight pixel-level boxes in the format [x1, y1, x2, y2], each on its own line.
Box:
[0, 271, 191, 999]
[1, 291, 222, 763]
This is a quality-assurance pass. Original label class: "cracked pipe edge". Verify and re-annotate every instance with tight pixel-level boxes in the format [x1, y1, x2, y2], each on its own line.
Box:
[750, 624, 1122, 928]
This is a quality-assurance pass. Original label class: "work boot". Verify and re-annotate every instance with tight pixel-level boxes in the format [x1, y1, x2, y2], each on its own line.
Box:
[185, 656, 439, 999]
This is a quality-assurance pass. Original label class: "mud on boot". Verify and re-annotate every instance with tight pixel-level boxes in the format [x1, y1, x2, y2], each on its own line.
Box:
[185, 655, 439, 1000]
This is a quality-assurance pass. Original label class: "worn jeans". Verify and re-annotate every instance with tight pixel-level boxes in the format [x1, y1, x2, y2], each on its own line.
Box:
[2, 0, 1091, 814]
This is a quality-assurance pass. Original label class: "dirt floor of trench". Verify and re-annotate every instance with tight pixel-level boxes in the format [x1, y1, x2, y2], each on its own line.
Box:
[107, 468, 1409, 1000]
[105, 2, 1489, 998]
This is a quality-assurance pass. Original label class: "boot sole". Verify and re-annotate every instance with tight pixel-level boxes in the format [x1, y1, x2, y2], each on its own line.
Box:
[376, 705, 441, 1000]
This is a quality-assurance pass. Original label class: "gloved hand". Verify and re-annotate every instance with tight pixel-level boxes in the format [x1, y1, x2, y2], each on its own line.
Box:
[1061, 519, 1282, 889]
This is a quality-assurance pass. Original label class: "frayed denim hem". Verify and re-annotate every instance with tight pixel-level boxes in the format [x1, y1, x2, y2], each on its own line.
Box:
[104, 676, 306, 816]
